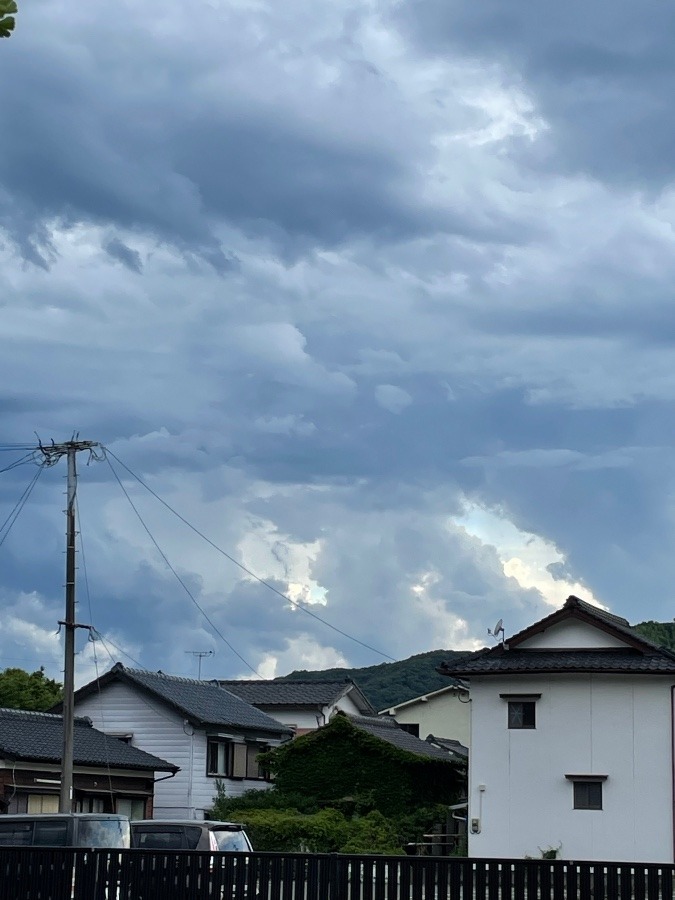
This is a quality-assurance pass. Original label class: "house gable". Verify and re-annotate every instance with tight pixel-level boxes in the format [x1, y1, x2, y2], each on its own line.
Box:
[438, 596, 675, 678]
[515, 618, 634, 650]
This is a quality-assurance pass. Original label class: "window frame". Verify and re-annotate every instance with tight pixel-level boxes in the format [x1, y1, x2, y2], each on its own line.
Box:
[566, 774, 607, 810]
[500, 693, 541, 730]
[206, 738, 232, 777]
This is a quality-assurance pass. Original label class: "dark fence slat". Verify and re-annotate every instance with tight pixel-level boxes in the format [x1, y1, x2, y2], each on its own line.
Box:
[2, 846, 675, 900]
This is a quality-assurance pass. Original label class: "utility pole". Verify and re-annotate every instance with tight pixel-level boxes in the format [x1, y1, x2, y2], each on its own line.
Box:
[185, 649, 214, 680]
[38, 438, 102, 813]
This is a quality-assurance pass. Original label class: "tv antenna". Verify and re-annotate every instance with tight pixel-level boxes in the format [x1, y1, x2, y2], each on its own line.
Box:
[185, 649, 215, 680]
[488, 618, 505, 644]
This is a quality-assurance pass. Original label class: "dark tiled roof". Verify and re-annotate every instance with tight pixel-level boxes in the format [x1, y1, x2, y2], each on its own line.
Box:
[426, 736, 469, 760]
[72, 665, 292, 736]
[0, 708, 177, 771]
[439, 649, 675, 676]
[438, 595, 675, 678]
[218, 679, 374, 713]
[348, 715, 461, 762]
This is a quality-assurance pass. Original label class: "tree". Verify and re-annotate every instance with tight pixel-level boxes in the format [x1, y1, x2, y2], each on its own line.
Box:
[0, 1, 17, 39]
[0, 667, 63, 711]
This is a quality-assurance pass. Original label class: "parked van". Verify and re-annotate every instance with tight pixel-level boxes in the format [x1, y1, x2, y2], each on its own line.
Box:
[0, 813, 130, 848]
[131, 819, 252, 853]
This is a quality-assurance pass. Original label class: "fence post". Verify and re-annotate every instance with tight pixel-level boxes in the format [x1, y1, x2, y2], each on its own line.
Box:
[328, 852, 340, 900]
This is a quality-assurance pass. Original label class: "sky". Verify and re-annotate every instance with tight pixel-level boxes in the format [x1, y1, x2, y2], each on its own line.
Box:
[1, 0, 674, 687]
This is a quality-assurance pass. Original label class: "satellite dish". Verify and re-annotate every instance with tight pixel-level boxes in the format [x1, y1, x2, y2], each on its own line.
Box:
[493, 618, 503, 636]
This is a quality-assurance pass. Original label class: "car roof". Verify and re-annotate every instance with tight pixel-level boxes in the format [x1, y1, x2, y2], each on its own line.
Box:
[131, 820, 245, 828]
[0, 813, 127, 820]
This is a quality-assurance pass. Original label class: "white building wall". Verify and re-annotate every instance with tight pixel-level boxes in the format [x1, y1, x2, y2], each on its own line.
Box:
[332, 693, 363, 718]
[259, 709, 323, 731]
[517, 620, 630, 649]
[468, 674, 674, 863]
[75, 683, 277, 819]
[389, 691, 471, 747]
[74, 681, 194, 818]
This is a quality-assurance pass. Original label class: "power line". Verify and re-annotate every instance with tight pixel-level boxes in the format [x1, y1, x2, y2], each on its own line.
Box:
[0, 451, 39, 474]
[95, 633, 145, 671]
[104, 447, 396, 663]
[105, 454, 263, 678]
[0, 467, 43, 549]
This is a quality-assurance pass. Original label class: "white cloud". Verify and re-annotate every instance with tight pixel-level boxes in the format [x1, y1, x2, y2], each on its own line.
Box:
[374, 384, 413, 414]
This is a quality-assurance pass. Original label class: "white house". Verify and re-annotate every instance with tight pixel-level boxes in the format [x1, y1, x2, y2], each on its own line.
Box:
[70, 663, 292, 820]
[379, 681, 470, 747]
[439, 596, 675, 863]
[217, 678, 375, 735]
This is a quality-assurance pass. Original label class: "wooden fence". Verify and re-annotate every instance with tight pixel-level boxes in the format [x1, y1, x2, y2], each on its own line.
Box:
[0, 847, 674, 899]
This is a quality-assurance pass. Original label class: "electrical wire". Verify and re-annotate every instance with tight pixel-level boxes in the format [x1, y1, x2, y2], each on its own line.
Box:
[103, 447, 396, 663]
[0, 467, 43, 549]
[105, 454, 263, 678]
[96, 634, 145, 671]
[0, 451, 39, 474]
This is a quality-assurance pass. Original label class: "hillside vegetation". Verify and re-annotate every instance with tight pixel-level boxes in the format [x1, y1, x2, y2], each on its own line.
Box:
[634, 621, 675, 651]
[279, 648, 471, 711]
[280, 621, 675, 710]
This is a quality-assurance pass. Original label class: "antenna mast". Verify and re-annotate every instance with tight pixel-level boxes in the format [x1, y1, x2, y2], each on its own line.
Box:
[185, 650, 214, 680]
[39, 438, 102, 813]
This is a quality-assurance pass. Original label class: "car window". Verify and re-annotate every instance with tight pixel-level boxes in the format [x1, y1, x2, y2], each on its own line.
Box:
[135, 828, 186, 851]
[77, 818, 130, 848]
[212, 830, 250, 852]
[33, 821, 69, 847]
[184, 827, 203, 850]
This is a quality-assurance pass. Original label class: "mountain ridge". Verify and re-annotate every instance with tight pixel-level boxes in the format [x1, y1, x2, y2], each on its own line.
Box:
[278, 621, 675, 710]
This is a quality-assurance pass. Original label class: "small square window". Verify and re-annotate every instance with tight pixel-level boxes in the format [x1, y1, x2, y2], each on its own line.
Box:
[508, 701, 536, 729]
[573, 781, 603, 810]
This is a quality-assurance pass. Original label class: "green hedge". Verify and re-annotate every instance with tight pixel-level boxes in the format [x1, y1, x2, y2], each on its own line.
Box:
[215, 807, 402, 855]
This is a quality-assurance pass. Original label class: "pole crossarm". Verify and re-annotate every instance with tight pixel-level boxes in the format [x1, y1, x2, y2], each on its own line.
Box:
[37, 439, 103, 470]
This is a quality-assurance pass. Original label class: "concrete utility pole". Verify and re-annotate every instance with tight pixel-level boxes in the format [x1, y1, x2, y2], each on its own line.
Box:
[38, 438, 101, 813]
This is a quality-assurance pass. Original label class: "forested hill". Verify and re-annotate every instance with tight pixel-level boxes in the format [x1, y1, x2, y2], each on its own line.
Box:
[278, 648, 471, 711]
[279, 621, 675, 711]
[633, 621, 675, 651]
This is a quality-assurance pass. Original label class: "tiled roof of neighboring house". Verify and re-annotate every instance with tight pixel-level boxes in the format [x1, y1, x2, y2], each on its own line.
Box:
[0, 708, 177, 771]
[346, 714, 463, 763]
[218, 679, 375, 713]
[440, 649, 675, 676]
[70, 664, 293, 736]
[425, 736, 469, 762]
[438, 596, 675, 678]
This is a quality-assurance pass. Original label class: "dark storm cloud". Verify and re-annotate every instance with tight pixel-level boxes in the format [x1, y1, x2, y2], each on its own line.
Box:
[394, 0, 675, 185]
[103, 237, 143, 274]
[3, 0, 675, 681]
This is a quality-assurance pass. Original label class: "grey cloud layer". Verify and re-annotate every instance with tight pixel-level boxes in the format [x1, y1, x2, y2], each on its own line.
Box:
[1, 0, 675, 679]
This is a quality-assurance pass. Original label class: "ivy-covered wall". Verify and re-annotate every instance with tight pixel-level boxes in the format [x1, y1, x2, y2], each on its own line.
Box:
[261, 714, 462, 818]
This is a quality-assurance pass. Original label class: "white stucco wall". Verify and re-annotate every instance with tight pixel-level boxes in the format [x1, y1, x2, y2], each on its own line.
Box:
[517, 620, 630, 649]
[468, 674, 674, 863]
[387, 690, 471, 747]
[74, 681, 196, 818]
[74, 682, 277, 819]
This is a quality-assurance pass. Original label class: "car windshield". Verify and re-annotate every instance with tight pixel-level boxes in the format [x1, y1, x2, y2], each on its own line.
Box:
[212, 830, 250, 852]
[76, 818, 130, 848]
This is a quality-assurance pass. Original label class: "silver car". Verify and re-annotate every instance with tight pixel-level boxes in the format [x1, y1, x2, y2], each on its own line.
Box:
[130, 819, 252, 853]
